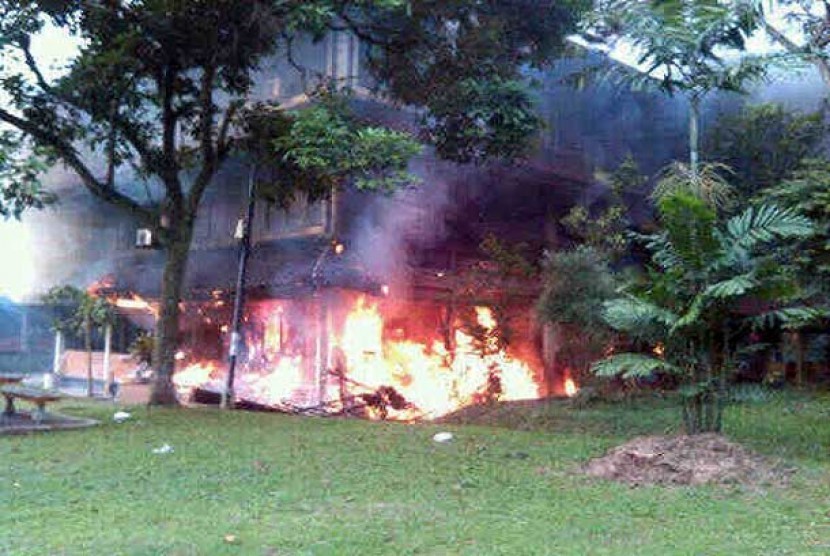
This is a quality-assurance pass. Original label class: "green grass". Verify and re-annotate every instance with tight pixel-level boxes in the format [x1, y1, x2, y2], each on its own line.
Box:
[2, 391, 830, 555]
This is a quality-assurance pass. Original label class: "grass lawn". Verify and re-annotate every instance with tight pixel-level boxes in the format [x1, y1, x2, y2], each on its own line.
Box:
[2, 391, 829, 555]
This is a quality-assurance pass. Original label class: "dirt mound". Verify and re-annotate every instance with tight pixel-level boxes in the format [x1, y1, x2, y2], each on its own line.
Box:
[583, 434, 792, 487]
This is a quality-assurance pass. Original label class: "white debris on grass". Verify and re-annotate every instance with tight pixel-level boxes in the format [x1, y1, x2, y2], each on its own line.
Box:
[432, 432, 454, 443]
[113, 411, 131, 423]
[151, 444, 174, 454]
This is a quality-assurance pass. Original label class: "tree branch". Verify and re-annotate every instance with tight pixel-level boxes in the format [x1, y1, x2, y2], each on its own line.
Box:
[187, 63, 218, 216]
[159, 66, 183, 205]
[0, 106, 155, 225]
[763, 15, 830, 86]
[217, 100, 241, 162]
[19, 38, 54, 94]
[330, 10, 393, 49]
[762, 19, 802, 53]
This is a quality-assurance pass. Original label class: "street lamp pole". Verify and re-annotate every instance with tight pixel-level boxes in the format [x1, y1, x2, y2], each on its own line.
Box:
[221, 162, 257, 409]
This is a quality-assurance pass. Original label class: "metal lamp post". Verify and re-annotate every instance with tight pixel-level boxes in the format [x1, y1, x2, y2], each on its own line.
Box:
[221, 163, 257, 409]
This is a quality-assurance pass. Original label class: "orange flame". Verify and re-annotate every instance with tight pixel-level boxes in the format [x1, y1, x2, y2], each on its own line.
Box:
[564, 377, 578, 397]
[173, 295, 542, 419]
[173, 361, 219, 400]
[113, 293, 159, 316]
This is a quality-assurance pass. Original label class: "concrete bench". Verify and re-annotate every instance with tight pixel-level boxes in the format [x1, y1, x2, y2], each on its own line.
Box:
[1, 386, 63, 424]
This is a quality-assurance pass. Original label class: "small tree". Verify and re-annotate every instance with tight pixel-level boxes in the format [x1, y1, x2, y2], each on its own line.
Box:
[43, 286, 115, 396]
[592, 192, 818, 433]
[561, 155, 646, 259]
[536, 246, 618, 386]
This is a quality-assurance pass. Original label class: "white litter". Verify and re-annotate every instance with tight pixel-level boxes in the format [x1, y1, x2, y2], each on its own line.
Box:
[113, 411, 131, 423]
[433, 432, 454, 443]
[151, 444, 174, 454]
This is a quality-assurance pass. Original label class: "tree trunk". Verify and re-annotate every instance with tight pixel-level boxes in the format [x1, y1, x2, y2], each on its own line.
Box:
[150, 229, 193, 405]
[688, 95, 700, 179]
[682, 359, 723, 434]
[682, 387, 723, 434]
[85, 317, 93, 397]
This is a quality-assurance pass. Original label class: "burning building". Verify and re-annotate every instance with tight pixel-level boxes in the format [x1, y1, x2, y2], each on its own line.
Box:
[21, 29, 799, 417]
[94, 154, 561, 419]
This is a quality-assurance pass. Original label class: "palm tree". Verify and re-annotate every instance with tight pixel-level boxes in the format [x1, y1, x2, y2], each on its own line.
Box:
[585, 0, 767, 177]
[651, 161, 736, 210]
[43, 286, 115, 397]
[592, 192, 819, 433]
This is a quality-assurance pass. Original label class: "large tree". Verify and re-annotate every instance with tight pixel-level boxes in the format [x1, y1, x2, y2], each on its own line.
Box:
[0, 1, 588, 404]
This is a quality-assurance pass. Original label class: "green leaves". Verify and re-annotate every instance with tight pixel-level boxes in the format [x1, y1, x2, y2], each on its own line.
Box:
[0, 131, 54, 219]
[238, 94, 421, 206]
[592, 353, 680, 379]
[706, 103, 826, 196]
[42, 285, 115, 333]
[652, 162, 736, 210]
[273, 99, 421, 192]
[424, 78, 541, 164]
[594, 189, 818, 394]
[750, 306, 828, 331]
[725, 204, 814, 250]
[602, 296, 678, 337]
[704, 274, 758, 299]
[656, 192, 720, 271]
[537, 246, 618, 331]
[587, 0, 766, 97]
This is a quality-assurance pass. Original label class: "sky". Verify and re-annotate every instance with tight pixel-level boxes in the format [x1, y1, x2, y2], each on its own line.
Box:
[0, 22, 77, 301]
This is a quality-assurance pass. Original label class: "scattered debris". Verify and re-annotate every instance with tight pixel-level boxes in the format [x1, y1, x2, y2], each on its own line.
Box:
[358, 385, 410, 420]
[582, 434, 793, 487]
[113, 411, 131, 423]
[433, 431, 454, 443]
[151, 443, 174, 455]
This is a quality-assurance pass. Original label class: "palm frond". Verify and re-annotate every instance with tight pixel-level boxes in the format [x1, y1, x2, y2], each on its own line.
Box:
[749, 306, 828, 330]
[670, 292, 707, 333]
[644, 231, 685, 272]
[603, 296, 679, 334]
[651, 162, 736, 209]
[726, 204, 814, 251]
[592, 353, 681, 379]
[705, 273, 758, 299]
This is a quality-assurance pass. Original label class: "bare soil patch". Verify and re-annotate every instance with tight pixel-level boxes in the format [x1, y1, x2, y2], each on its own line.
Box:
[582, 433, 793, 487]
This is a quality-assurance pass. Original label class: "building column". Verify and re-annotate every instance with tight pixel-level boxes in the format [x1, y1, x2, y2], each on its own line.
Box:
[45, 330, 64, 389]
[103, 324, 113, 395]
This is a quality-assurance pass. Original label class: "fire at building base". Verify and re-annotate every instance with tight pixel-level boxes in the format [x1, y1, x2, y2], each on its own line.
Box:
[171, 292, 553, 421]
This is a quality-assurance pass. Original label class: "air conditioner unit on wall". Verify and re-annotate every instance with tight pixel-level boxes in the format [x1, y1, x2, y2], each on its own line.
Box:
[135, 228, 154, 248]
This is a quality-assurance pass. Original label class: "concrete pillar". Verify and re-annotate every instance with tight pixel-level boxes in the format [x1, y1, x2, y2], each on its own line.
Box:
[45, 330, 63, 389]
[19, 308, 29, 353]
[103, 324, 113, 395]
